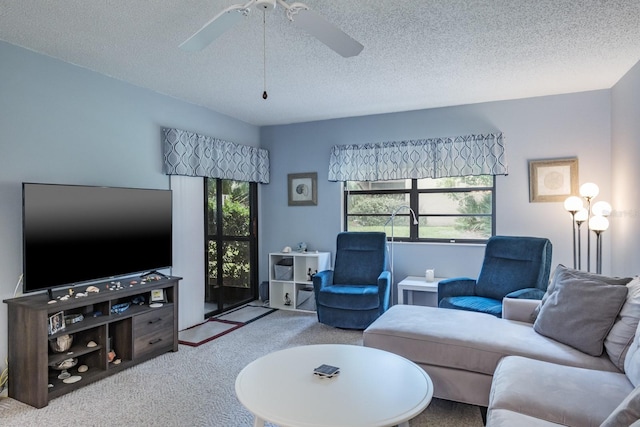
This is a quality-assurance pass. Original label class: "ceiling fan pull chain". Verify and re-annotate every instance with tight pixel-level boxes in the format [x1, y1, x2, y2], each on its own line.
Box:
[262, 10, 268, 100]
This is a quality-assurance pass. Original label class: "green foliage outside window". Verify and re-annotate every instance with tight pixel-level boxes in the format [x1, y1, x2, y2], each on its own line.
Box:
[345, 175, 494, 241]
[207, 180, 251, 288]
[439, 176, 493, 236]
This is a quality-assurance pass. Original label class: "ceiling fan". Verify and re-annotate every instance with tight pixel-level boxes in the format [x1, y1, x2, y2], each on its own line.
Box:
[179, 0, 364, 58]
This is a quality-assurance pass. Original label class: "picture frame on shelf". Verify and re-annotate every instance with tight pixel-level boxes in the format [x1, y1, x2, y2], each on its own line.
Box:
[48, 311, 65, 335]
[528, 158, 578, 203]
[288, 172, 317, 206]
[150, 289, 167, 303]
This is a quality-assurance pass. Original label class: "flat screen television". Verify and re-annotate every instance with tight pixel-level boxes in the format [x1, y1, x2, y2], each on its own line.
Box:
[22, 183, 172, 295]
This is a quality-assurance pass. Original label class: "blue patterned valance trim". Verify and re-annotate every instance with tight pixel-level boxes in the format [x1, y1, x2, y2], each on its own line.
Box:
[328, 133, 507, 182]
[162, 128, 269, 184]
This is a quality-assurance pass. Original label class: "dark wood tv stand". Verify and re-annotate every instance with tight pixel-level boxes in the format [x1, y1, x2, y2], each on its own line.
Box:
[3, 275, 181, 408]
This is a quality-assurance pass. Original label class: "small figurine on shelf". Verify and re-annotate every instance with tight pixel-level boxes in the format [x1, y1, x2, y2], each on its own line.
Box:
[296, 242, 307, 253]
[307, 268, 312, 281]
[284, 293, 292, 306]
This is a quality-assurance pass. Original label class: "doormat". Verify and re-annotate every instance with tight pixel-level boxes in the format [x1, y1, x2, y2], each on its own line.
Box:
[178, 303, 276, 347]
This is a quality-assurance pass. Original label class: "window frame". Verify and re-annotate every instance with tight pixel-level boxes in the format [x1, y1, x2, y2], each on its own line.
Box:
[343, 177, 496, 243]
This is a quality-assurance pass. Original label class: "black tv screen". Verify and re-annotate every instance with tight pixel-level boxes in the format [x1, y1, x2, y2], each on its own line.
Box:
[22, 183, 172, 294]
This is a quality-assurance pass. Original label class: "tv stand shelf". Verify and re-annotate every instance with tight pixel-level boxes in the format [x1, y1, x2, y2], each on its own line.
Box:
[3, 275, 181, 408]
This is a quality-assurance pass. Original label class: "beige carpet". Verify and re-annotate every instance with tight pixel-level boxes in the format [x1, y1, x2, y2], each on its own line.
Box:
[0, 309, 484, 426]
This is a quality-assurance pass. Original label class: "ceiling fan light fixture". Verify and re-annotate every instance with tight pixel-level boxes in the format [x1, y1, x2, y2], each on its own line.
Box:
[255, 0, 276, 11]
[180, 0, 364, 57]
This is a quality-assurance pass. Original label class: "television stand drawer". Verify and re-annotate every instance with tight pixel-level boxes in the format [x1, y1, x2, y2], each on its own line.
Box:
[133, 306, 174, 358]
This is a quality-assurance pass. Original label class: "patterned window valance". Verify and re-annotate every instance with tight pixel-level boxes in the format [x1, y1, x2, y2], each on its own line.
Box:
[162, 128, 269, 184]
[328, 133, 507, 182]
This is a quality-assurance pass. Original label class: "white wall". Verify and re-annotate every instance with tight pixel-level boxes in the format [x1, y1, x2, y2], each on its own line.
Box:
[611, 60, 640, 276]
[0, 41, 259, 364]
[259, 90, 613, 300]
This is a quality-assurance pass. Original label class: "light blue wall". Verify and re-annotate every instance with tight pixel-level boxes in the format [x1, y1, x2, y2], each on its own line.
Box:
[0, 41, 259, 363]
[259, 91, 613, 297]
[1, 37, 633, 369]
[611, 60, 640, 276]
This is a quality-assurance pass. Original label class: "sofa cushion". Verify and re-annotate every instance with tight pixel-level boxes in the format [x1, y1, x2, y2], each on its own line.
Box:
[490, 356, 633, 427]
[600, 385, 640, 427]
[533, 267, 629, 356]
[625, 321, 640, 387]
[487, 409, 565, 426]
[363, 305, 618, 377]
[605, 277, 640, 371]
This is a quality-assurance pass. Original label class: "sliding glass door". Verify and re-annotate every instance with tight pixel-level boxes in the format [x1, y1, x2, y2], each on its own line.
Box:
[205, 179, 258, 316]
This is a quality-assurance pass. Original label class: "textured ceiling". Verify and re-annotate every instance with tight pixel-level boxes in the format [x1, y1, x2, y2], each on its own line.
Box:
[1, 1, 639, 126]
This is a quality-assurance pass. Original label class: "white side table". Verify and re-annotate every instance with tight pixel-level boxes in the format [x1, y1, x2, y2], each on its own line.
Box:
[397, 276, 446, 306]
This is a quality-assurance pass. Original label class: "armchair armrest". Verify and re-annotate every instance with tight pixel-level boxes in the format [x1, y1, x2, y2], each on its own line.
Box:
[312, 270, 334, 294]
[437, 277, 476, 303]
[378, 270, 391, 309]
[505, 287, 545, 300]
[502, 298, 540, 323]
[377, 270, 391, 290]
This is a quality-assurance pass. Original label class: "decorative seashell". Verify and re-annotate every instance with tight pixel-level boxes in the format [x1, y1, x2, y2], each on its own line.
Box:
[113, 359, 122, 365]
[62, 375, 82, 384]
[53, 358, 77, 370]
[87, 341, 97, 348]
[77, 365, 89, 373]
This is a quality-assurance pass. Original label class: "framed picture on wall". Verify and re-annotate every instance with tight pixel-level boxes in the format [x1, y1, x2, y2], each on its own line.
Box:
[288, 172, 317, 206]
[528, 158, 579, 202]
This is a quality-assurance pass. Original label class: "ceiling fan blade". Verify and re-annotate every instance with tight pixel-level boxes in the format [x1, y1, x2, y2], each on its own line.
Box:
[180, 5, 247, 52]
[290, 8, 363, 58]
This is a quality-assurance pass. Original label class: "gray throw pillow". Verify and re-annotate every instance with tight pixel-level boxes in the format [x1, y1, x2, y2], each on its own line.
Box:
[531, 264, 561, 321]
[533, 267, 629, 356]
[532, 265, 631, 322]
[605, 277, 640, 371]
[600, 385, 640, 427]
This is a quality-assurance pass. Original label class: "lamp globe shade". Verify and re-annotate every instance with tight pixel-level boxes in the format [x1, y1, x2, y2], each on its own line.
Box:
[575, 208, 589, 223]
[592, 201, 612, 217]
[564, 196, 583, 212]
[580, 182, 599, 199]
[589, 215, 609, 232]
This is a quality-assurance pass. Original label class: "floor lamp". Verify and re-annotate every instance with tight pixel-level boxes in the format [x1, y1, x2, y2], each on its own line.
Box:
[565, 184, 611, 273]
[384, 205, 419, 305]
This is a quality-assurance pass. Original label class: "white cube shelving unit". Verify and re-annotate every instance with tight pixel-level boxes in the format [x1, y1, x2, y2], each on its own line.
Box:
[269, 252, 331, 312]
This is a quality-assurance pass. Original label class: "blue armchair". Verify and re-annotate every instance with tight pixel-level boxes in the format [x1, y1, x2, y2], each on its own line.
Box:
[313, 232, 391, 329]
[438, 235, 552, 317]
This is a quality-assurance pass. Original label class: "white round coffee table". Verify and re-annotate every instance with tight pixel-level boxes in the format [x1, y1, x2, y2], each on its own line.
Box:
[235, 344, 433, 427]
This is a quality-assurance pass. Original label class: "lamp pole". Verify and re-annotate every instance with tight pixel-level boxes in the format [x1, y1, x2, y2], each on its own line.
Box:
[564, 196, 583, 270]
[589, 214, 609, 274]
[579, 183, 599, 272]
[384, 205, 419, 305]
[574, 210, 588, 271]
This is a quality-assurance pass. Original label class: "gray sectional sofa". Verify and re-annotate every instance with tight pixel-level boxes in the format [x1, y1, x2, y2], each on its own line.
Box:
[363, 267, 640, 426]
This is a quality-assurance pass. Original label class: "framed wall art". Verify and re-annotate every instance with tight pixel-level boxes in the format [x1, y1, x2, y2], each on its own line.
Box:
[288, 172, 317, 206]
[528, 158, 578, 203]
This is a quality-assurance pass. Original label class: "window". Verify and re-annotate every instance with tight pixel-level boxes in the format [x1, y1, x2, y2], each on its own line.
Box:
[344, 176, 495, 243]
